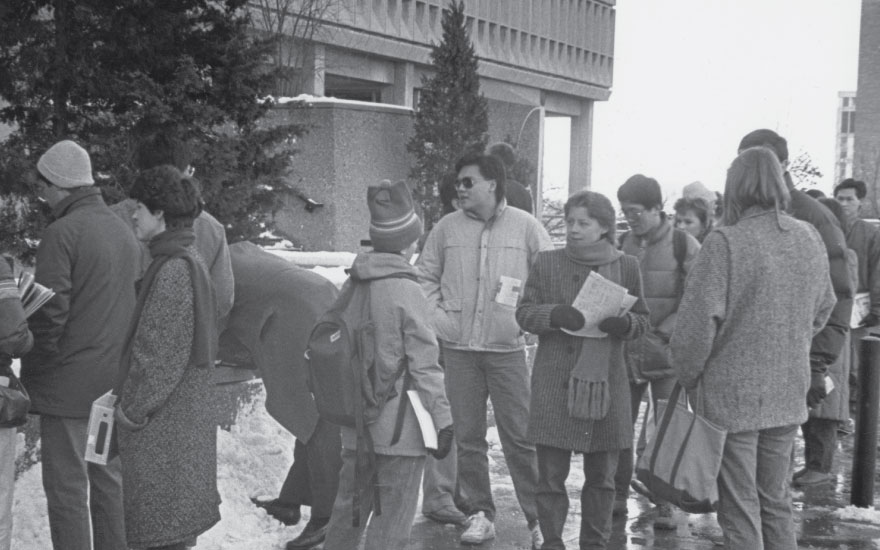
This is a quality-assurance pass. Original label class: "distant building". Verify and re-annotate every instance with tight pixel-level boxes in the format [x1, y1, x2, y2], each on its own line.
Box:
[855, 0, 880, 213]
[836, 91, 856, 183]
[257, 0, 616, 250]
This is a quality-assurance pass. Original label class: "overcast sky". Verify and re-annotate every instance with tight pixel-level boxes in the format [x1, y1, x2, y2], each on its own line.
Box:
[543, 0, 863, 205]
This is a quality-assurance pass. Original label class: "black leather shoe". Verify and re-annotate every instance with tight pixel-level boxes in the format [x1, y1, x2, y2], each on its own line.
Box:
[286, 521, 329, 550]
[251, 497, 301, 526]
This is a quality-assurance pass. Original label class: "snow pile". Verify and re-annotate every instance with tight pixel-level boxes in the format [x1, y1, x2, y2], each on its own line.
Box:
[834, 505, 880, 524]
[12, 385, 308, 550]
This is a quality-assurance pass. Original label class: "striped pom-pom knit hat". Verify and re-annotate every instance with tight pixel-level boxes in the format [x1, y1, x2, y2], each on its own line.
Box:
[367, 180, 423, 253]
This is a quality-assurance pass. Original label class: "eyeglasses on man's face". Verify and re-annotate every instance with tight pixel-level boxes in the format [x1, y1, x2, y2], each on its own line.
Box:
[455, 176, 493, 190]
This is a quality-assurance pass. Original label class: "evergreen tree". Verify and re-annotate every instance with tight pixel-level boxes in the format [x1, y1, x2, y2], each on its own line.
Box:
[0, 0, 302, 250]
[407, 0, 488, 229]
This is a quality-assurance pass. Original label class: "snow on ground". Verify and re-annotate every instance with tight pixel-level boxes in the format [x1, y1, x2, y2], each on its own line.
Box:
[12, 385, 308, 550]
[834, 505, 880, 524]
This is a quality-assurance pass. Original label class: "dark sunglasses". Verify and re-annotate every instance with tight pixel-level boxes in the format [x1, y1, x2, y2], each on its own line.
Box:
[455, 176, 492, 189]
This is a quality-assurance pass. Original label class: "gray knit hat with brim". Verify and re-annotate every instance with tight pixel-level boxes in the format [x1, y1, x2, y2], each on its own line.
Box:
[37, 140, 94, 188]
[368, 180, 422, 253]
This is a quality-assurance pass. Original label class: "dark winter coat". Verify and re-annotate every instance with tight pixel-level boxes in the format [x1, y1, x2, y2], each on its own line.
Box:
[516, 249, 650, 452]
[843, 218, 880, 316]
[22, 188, 140, 417]
[116, 247, 220, 548]
[670, 210, 837, 433]
[788, 189, 853, 378]
[218, 242, 338, 441]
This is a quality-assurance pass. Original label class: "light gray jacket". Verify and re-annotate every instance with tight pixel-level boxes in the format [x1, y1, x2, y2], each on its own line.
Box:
[418, 201, 554, 351]
[670, 211, 836, 433]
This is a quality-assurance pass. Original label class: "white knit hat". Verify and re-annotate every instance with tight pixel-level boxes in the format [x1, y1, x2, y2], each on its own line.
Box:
[37, 140, 94, 188]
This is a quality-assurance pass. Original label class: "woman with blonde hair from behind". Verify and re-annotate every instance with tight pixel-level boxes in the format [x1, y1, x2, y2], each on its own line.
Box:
[670, 146, 836, 549]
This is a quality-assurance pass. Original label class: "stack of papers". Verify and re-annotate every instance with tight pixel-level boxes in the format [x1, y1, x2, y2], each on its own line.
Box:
[562, 271, 637, 338]
[17, 271, 55, 318]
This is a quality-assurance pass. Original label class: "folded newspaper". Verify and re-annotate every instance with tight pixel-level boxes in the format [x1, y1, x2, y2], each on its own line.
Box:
[17, 271, 55, 318]
[562, 271, 638, 338]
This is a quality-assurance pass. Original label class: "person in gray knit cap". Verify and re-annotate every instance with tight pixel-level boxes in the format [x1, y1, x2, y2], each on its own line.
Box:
[23, 140, 140, 550]
[323, 180, 453, 550]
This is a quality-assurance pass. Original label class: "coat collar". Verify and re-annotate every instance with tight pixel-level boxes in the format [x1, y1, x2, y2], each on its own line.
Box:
[51, 187, 103, 220]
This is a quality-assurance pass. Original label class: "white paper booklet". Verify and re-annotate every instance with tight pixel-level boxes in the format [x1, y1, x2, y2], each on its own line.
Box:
[562, 271, 637, 338]
[407, 390, 438, 450]
[851, 292, 871, 328]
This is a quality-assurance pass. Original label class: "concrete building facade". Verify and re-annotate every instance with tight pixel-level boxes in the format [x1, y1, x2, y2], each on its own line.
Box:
[855, 0, 880, 212]
[258, 0, 616, 251]
[836, 91, 856, 183]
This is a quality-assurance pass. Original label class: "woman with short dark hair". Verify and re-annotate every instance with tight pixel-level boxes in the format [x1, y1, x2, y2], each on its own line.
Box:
[115, 165, 220, 550]
[516, 190, 649, 549]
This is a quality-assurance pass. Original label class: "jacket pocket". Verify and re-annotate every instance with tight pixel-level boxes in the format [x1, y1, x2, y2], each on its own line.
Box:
[483, 301, 521, 347]
[434, 299, 463, 344]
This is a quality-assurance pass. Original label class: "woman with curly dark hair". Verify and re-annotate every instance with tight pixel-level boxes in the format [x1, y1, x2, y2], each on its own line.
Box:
[115, 165, 220, 550]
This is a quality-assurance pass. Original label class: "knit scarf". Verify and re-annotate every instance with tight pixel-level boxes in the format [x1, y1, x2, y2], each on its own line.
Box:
[565, 240, 623, 420]
[115, 228, 217, 394]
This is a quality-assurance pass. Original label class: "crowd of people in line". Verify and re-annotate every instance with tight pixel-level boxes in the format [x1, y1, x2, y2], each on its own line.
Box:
[0, 125, 878, 550]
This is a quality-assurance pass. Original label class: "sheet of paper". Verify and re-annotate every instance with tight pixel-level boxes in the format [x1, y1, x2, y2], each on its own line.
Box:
[407, 390, 438, 450]
[851, 292, 871, 328]
[562, 271, 636, 338]
[495, 276, 522, 307]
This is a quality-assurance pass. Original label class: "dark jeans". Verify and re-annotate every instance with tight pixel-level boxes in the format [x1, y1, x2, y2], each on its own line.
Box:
[615, 377, 676, 500]
[537, 445, 618, 550]
[40, 415, 126, 550]
[278, 418, 343, 519]
[801, 417, 838, 473]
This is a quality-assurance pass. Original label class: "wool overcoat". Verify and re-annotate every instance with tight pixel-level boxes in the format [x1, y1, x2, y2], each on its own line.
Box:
[516, 249, 650, 452]
[117, 250, 220, 548]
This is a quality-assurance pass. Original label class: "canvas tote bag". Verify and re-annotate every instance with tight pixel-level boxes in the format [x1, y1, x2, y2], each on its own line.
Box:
[635, 383, 726, 514]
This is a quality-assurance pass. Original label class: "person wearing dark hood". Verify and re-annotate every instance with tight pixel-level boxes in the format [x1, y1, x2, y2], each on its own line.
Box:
[488, 142, 535, 215]
[323, 180, 453, 550]
[738, 129, 853, 488]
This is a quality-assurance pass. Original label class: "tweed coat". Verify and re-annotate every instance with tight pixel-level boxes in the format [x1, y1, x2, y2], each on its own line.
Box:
[516, 248, 650, 453]
[670, 211, 837, 434]
[117, 248, 220, 549]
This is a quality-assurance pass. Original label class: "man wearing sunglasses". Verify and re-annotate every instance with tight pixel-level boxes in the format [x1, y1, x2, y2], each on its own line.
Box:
[417, 153, 553, 549]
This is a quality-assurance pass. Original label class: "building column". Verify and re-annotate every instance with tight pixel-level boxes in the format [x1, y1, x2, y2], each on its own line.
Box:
[569, 99, 593, 193]
[388, 61, 415, 107]
[302, 44, 326, 96]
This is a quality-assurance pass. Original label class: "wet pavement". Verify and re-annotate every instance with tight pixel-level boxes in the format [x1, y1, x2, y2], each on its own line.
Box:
[404, 415, 880, 549]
